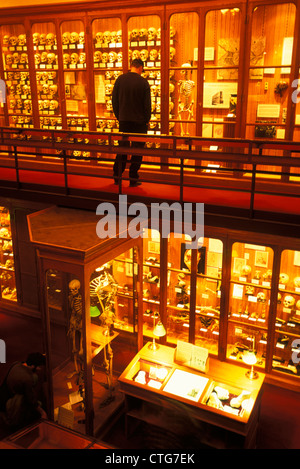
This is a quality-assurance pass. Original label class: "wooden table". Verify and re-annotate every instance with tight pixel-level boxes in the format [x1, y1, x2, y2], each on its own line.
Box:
[118, 343, 265, 449]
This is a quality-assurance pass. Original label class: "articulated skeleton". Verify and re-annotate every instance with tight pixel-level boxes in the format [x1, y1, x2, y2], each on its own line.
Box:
[178, 63, 195, 136]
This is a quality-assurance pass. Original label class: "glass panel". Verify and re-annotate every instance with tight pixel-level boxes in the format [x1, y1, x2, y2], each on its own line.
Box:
[46, 271, 87, 432]
[1, 25, 33, 129]
[142, 229, 161, 340]
[167, 232, 191, 345]
[92, 17, 122, 142]
[169, 12, 198, 138]
[60, 20, 88, 131]
[0, 206, 17, 302]
[227, 242, 274, 370]
[203, 9, 240, 139]
[273, 250, 300, 378]
[195, 237, 222, 355]
[128, 15, 161, 166]
[31, 23, 62, 131]
[246, 3, 296, 140]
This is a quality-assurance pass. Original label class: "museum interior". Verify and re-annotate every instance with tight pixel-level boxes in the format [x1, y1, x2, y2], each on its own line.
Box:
[0, 0, 300, 450]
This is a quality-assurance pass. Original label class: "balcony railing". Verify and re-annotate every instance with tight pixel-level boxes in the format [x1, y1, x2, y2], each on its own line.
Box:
[1, 126, 300, 220]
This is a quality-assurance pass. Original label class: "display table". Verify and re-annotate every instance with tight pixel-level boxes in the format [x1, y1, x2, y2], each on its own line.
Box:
[118, 343, 265, 449]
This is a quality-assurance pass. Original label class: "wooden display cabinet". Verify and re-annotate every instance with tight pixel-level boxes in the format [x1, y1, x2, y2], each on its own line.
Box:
[273, 249, 300, 376]
[0, 205, 17, 302]
[27, 205, 144, 436]
[119, 342, 265, 448]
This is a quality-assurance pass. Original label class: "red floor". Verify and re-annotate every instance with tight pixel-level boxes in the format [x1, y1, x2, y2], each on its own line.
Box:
[1, 166, 300, 217]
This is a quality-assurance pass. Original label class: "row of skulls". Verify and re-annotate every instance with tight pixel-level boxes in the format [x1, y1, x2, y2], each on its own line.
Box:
[9, 98, 32, 112]
[40, 116, 62, 127]
[63, 52, 86, 66]
[11, 115, 33, 125]
[2, 34, 27, 47]
[279, 273, 300, 288]
[6, 71, 29, 82]
[5, 52, 28, 67]
[8, 83, 31, 96]
[94, 50, 122, 64]
[39, 99, 59, 111]
[35, 52, 57, 66]
[38, 83, 58, 97]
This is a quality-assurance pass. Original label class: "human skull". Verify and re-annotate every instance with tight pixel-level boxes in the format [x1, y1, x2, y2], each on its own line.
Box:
[283, 295, 295, 308]
[40, 34, 47, 44]
[149, 49, 158, 61]
[150, 85, 157, 97]
[49, 84, 57, 96]
[245, 285, 254, 295]
[117, 52, 122, 63]
[15, 84, 22, 95]
[9, 99, 16, 109]
[9, 85, 16, 96]
[40, 51, 48, 63]
[47, 53, 56, 65]
[94, 50, 102, 63]
[257, 291, 266, 302]
[241, 264, 251, 276]
[6, 54, 13, 66]
[114, 70, 122, 80]
[12, 52, 20, 64]
[139, 28, 148, 40]
[3, 35, 10, 45]
[49, 99, 58, 110]
[279, 273, 289, 285]
[70, 32, 79, 44]
[132, 49, 140, 60]
[43, 99, 50, 109]
[62, 32, 70, 45]
[18, 34, 26, 46]
[63, 53, 70, 65]
[170, 26, 176, 38]
[95, 32, 103, 44]
[22, 84, 30, 95]
[101, 52, 108, 63]
[130, 29, 139, 41]
[105, 70, 114, 80]
[16, 98, 22, 109]
[70, 53, 79, 64]
[140, 49, 149, 62]
[9, 36, 18, 46]
[38, 100, 43, 111]
[105, 84, 113, 95]
[148, 27, 157, 41]
[32, 32, 40, 45]
[69, 279, 81, 295]
[103, 31, 111, 43]
[79, 52, 86, 64]
[110, 31, 117, 43]
[107, 119, 115, 128]
[157, 28, 161, 40]
[47, 71, 56, 80]
[44, 33, 54, 46]
[23, 99, 32, 111]
[79, 31, 85, 44]
[116, 30, 122, 43]
[263, 269, 272, 281]
[20, 53, 28, 64]
[108, 51, 117, 63]
[170, 46, 176, 61]
[293, 277, 300, 288]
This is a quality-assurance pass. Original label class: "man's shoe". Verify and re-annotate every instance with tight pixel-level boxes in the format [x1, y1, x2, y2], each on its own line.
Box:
[130, 181, 142, 187]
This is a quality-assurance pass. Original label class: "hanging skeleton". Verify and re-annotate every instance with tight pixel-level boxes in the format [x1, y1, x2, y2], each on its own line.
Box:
[90, 264, 118, 391]
[178, 63, 195, 136]
[68, 279, 83, 376]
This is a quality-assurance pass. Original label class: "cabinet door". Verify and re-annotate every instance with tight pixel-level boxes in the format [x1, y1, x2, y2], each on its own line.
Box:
[0, 206, 17, 302]
[195, 237, 222, 355]
[142, 229, 161, 341]
[272, 249, 300, 378]
[1, 24, 33, 129]
[227, 242, 274, 370]
[93, 17, 122, 144]
[32, 22, 62, 133]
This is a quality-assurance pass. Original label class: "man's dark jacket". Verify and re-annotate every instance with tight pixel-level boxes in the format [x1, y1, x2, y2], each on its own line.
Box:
[112, 71, 151, 124]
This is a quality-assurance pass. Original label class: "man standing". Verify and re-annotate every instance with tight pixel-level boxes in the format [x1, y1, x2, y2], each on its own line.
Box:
[112, 58, 151, 187]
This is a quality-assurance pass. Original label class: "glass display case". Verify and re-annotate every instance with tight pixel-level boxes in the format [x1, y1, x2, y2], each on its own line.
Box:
[1, 24, 33, 129]
[227, 242, 274, 370]
[0, 206, 17, 302]
[203, 8, 241, 140]
[272, 249, 300, 377]
[246, 3, 296, 141]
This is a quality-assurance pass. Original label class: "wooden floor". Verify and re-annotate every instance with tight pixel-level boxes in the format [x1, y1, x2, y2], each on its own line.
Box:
[1, 310, 300, 449]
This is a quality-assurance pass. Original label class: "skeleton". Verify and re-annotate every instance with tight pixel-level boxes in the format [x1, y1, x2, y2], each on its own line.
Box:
[68, 279, 83, 376]
[90, 265, 118, 390]
[178, 63, 195, 136]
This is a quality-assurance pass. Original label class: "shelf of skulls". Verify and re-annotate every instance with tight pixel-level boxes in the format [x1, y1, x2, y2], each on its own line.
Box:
[36, 71, 60, 117]
[5, 69, 33, 123]
[3, 34, 29, 71]
[62, 31, 86, 70]
[34, 31, 58, 72]
[93, 30, 123, 69]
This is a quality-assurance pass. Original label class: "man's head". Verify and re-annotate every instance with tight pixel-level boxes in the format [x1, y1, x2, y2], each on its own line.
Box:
[130, 58, 144, 74]
[26, 352, 46, 371]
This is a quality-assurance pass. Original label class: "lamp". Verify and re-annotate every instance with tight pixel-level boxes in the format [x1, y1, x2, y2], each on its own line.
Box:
[148, 315, 166, 351]
[243, 350, 258, 380]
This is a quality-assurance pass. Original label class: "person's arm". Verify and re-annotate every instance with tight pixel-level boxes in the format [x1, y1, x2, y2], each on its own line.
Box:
[112, 79, 119, 120]
[144, 82, 152, 124]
